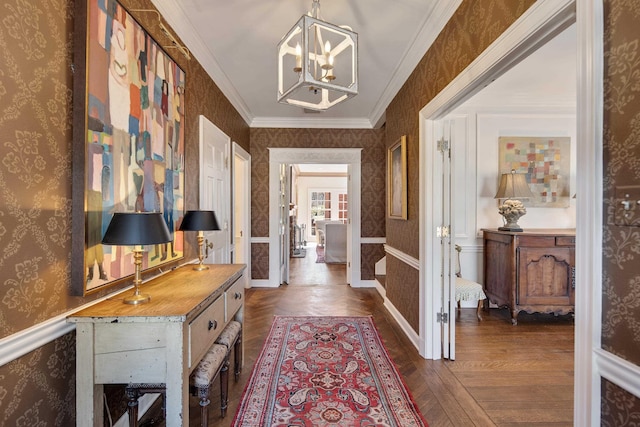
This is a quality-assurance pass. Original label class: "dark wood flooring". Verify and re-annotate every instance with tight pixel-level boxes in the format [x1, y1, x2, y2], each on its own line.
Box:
[142, 247, 575, 426]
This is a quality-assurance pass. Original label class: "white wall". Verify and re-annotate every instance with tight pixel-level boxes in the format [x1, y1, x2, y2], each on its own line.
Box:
[449, 110, 576, 307]
[294, 175, 347, 244]
[448, 23, 577, 296]
[474, 112, 577, 232]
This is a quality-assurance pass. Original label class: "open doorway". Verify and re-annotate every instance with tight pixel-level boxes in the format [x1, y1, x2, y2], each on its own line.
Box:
[419, 8, 580, 423]
[267, 148, 362, 288]
[288, 164, 348, 286]
[419, 1, 576, 360]
[451, 22, 577, 309]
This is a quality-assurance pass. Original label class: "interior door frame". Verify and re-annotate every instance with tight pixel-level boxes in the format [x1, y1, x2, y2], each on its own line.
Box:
[268, 148, 362, 287]
[232, 142, 251, 277]
[420, 0, 577, 359]
[420, 0, 604, 424]
[198, 115, 231, 263]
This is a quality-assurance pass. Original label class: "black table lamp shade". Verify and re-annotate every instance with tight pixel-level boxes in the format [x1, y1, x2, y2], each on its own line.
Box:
[179, 210, 220, 271]
[102, 212, 172, 246]
[179, 210, 220, 231]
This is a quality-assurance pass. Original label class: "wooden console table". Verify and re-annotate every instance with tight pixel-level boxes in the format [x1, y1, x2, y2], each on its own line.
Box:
[482, 229, 575, 325]
[68, 264, 246, 426]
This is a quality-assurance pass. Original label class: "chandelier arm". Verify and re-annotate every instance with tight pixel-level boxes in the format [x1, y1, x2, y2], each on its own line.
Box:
[329, 38, 353, 56]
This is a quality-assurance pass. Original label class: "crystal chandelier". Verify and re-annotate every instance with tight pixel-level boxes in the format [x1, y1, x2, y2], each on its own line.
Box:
[277, 0, 358, 111]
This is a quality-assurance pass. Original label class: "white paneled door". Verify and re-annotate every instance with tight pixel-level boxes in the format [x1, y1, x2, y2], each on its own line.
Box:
[199, 115, 230, 263]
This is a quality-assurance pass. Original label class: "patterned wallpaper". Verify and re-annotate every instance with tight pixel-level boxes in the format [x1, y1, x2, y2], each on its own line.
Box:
[3, 0, 638, 423]
[383, 0, 536, 331]
[0, 0, 248, 423]
[386, 255, 420, 331]
[249, 127, 386, 280]
[601, 0, 640, 419]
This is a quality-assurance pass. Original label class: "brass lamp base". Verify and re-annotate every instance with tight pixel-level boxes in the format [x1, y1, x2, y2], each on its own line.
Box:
[123, 250, 150, 304]
[123, 292, 151, 305]
[192, 263, 209, 271]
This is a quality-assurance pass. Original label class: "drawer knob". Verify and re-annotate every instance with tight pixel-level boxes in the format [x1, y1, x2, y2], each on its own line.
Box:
[235, 292, 242, 300]
[208, 320, 217, 331]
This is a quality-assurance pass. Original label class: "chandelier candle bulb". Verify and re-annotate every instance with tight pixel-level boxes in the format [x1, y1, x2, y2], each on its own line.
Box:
[294, 43, 302, 72]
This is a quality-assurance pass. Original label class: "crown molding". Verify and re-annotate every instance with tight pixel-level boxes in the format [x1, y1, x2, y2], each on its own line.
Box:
[151, 0, 254, 125]
[368, 0, 462, 127]
[250, 116, 374, 129]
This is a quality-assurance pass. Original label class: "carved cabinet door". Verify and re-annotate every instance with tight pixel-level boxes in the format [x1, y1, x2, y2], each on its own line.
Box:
[517, 246, 575, 307]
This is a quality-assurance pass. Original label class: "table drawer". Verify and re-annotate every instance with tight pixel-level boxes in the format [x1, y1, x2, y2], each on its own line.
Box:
[225, 277, 244, 322]
[555, 236, 575, 246]
[189, 295, 225, 368]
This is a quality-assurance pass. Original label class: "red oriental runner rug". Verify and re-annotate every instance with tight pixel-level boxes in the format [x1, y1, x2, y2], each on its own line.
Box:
[232, 316, 428, 426]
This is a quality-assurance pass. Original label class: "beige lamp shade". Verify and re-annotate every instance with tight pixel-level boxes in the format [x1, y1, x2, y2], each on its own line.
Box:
[494, 170, 534, 199]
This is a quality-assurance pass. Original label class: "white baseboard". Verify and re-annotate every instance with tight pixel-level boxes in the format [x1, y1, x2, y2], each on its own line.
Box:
[382, 297, 420, 352]
[374, 280, 386, 298]
[350, 279, 376, 288]
[249, 279, 276, 287]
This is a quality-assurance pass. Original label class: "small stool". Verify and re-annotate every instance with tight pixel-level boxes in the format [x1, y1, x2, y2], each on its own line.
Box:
[190, 343, 229, 426]
[125, 343, 229, 427]
[215, 320, 242, 381]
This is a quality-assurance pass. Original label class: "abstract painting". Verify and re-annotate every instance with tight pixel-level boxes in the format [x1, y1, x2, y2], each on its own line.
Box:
[498, 136, 571, 208]
[72, 0, 185, 295]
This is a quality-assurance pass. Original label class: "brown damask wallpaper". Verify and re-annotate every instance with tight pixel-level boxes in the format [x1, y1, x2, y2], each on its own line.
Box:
[384, 0, 536, 332]
[249, 127, 386, 280]
[0, 0, 248, 423]
[601, 0, 640, 420]
[602, 379, 640, 426]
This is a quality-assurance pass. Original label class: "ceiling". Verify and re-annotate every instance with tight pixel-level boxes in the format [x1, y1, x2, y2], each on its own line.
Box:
[151, 0, 461, 129]
[461, 23, 576, 110]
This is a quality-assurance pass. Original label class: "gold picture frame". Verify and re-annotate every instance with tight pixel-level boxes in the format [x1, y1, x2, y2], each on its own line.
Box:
[387, 135, 407, 220]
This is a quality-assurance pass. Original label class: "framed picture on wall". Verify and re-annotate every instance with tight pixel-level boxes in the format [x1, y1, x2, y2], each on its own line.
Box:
[387, 135, 407, 220]
[498, 136, 571, 208]
[71, 0, 186, 295]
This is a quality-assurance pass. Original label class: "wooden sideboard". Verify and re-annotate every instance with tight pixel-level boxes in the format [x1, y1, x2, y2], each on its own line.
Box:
[482, 229, 575, 325]
[68, 264, 246, 426]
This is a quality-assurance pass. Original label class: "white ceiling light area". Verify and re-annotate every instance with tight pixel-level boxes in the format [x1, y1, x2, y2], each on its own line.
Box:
[461, 23, 576, 110]
[151, 0, 462, 128]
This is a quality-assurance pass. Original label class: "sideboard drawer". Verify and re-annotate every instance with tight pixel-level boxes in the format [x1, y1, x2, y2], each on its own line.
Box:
[225, 277, 244, 322]
[556, 236, 575, 246]
[189, 295, 225, 368]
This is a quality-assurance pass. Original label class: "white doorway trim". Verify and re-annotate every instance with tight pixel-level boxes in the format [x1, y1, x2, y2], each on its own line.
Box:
[575, 1, 603, 425]
[268, 148, 362, 287]
[420, 0, 576, 358]
[232, 142, 251, 282]
[419, 0, 604, 424]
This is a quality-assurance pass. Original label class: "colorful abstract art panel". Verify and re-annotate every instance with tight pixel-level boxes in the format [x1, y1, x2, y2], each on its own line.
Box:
[73, 0, 186, 294]
[498, 136, 571, 208]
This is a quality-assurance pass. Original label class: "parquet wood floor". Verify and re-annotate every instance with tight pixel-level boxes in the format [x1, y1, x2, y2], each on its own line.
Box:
[142, 250, 574, 426]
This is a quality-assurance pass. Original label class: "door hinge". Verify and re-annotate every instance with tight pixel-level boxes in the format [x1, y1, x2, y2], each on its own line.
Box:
[437, 138, 449, 153]
[436, 225, 450, 238]
[437, 312, 449, 323]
